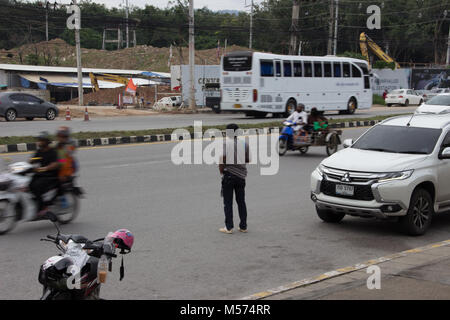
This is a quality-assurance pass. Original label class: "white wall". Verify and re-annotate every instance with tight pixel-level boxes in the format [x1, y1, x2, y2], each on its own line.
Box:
[171, 65, 220, 106]
[371, 68, 411, 95]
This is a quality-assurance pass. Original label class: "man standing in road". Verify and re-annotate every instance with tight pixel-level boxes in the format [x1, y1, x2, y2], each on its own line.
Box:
[219, 124, 250, 234]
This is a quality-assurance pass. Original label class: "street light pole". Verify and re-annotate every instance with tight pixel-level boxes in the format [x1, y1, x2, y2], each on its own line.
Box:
[333, 0, 339, 55]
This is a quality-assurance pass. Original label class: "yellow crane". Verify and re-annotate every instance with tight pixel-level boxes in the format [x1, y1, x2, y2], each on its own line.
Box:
[89, 72, 130, 92]
[359, 32, 400, 69]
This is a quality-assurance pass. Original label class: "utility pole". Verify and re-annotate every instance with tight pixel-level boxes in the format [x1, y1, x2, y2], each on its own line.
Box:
[447, 22, 450, 65]
[125, 0, 129, 48]
[71, 0, 83, 106]
[333, 0, 339, 55]
[289, 0, 300, 55]
[188, 0, 196, 111]
[327, 0, 334, 55]
[245, 0, 254, 49]
[45, 1, 49, 42]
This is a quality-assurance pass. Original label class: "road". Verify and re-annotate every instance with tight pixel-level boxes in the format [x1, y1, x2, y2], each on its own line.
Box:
[0, 105, 417, 137]
[1, 127, 449, 300]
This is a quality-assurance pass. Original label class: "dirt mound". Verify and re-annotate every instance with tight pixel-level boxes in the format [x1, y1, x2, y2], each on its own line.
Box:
[0, 38, 250, 72]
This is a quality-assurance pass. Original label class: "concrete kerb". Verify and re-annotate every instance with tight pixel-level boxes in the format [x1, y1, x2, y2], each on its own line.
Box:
[0, 119, 382, 154]
[240, 239, 450, 300]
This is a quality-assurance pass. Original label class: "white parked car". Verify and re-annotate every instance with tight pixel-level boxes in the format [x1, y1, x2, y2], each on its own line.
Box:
[415, 93, 450, 115]
[422, 88, 450, 102]
[385, 89, 423, 107]
[310, 114, 450, 235]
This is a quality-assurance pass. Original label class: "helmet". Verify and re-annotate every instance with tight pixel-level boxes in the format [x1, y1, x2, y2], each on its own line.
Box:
[109, 229, 134, 252]
[37, 131, 51, 143]
[57, 126, 70, 138]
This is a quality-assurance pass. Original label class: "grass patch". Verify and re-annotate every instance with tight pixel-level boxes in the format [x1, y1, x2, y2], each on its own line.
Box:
[373, 94, 386, 106]
[0, 113, 411, 146]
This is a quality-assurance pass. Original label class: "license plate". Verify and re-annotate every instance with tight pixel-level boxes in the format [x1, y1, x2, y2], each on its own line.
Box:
[336, 184, 354, 196]
[234, 104, 242, 109]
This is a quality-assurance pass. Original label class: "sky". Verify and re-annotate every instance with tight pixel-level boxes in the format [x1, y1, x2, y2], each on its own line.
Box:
[53, 0, 263, 11]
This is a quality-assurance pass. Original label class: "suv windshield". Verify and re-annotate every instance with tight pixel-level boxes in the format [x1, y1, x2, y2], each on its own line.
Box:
[426, 95, 450, 106]
[352, 125, 442, 154]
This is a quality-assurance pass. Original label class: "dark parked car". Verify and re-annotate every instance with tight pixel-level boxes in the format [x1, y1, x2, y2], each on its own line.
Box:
[0, 92, 58, 121]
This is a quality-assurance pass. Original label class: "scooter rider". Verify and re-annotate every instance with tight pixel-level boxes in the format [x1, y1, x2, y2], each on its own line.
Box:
[29, 131, 60, 217]
[286, 103, 308, 132]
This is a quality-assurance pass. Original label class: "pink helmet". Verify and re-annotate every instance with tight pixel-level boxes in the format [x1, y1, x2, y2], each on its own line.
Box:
[109, 229, 134, 252]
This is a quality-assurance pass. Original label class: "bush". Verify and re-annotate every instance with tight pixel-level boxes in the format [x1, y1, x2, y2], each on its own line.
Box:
[373, 94, 385, 105]
[373, 61, 396, 70]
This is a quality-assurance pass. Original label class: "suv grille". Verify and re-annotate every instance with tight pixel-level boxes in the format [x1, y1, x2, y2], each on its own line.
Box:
[320, 180, 374, 201]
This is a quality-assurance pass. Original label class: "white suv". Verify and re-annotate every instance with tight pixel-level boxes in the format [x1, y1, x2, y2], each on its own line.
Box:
[310, 114, 450, 235]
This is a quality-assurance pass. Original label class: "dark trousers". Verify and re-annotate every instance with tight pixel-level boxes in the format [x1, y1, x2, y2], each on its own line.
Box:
[222, 173, 247, 230]
[29, 176, 58, 210]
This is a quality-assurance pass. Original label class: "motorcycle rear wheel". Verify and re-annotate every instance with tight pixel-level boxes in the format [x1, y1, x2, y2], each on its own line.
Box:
[0, 200, 16, 235]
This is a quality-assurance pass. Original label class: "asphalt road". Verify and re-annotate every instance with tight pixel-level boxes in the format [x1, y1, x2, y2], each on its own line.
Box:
[1, 127, 449, 300]
[0, 105, 417, 137]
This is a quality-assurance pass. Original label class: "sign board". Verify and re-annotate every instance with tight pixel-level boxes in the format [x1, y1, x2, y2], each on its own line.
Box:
[411, 69, 450, 90]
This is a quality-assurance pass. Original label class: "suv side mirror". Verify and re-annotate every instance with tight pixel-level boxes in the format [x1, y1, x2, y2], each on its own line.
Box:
[439, 147, 450, 159]
[343, 139, 353, 148]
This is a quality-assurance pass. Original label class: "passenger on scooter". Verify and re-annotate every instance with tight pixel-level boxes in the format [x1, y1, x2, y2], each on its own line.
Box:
[56, 126, 77, 182]
[29, 132, 60, 217]
[306, 107, 328, 132]
[286, 103, 308, 133]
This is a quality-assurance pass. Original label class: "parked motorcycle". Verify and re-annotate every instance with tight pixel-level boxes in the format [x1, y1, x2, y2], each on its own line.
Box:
[39, 212, 134, 300]
[0, 161, 82, 235]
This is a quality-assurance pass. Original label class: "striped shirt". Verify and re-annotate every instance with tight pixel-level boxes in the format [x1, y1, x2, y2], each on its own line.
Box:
[221, 137, 249, 180]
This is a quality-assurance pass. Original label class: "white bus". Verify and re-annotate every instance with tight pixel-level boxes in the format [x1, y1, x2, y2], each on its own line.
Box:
[220, 51, 372, 117]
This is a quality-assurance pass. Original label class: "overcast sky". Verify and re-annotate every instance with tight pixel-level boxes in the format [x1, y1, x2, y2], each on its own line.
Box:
[53, 0, 263, 11]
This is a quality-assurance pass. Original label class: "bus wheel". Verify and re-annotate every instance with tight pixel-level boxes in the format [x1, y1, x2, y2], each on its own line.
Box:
[346, 98, 357, 114]
[284, 100, 296, 117]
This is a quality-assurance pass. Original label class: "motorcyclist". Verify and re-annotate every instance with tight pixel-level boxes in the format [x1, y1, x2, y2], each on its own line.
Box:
[286, 103, 308, 133]
[29, 131, 60, 217]
[55, 126, 77, 182]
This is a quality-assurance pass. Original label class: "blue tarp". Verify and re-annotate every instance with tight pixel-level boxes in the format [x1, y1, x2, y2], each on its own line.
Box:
[20, 77, 30, 88]
[139, 71, 169, 79]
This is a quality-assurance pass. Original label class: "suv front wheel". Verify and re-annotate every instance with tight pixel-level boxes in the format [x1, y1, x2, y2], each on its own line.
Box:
[400, 188, 433, 236]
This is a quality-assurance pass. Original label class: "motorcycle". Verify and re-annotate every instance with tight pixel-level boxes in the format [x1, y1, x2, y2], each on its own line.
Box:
[278, 120, 342, 156]
[39, 212, 133, 300]
[278, 120, 310, 155]
[0, 161, 82, 235]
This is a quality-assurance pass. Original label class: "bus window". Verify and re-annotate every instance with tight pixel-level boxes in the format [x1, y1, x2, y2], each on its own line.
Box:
[283, 61, 292, 77]
[364, 76, 370, 89]
[324, 62, 332, 77]
[293, 61, 302, 77]
[333, 62, 342, 77]
[304, 61, 312, 77]
[314, 62, 323, 77]
[343, 63, 350, 77]
[275, 61, 281, 77]
[351, 64, 362, 77]
[260, 60, 274, 77]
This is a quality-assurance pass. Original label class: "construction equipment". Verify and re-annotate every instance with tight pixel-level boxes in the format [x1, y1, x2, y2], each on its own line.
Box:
[89, 72, 130, 92]
[359, 32, 401, 69]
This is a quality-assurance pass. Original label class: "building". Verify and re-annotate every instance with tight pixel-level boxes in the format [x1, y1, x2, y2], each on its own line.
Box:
[0, 64, 170, 102]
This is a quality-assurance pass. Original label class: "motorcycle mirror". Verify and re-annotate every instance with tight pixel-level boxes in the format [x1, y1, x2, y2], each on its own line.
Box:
[46, 212, 61, 234]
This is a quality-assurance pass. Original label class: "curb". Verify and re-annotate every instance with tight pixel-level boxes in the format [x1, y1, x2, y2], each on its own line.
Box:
[241, 239, 450, 300]
[0, 119, 381, 154]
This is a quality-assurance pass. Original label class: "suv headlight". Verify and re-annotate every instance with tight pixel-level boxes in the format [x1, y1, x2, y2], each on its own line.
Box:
[316, 164, 325, 177]
[377, 170, 414, 182]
